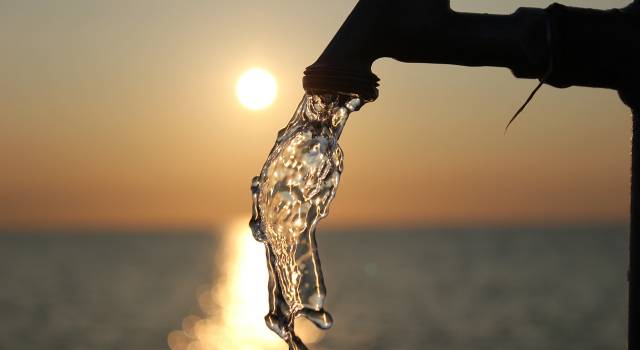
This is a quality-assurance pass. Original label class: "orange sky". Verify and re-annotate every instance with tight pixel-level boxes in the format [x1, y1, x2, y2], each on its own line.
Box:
[0, 0, 634, 230]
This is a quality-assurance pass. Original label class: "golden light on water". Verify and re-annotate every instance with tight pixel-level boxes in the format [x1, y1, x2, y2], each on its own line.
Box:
[236, 68, 277, 110]
[168, 218, 323, 350]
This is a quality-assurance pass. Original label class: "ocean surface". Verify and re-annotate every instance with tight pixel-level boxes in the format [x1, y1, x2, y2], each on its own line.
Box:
[0, 225, 628, 350]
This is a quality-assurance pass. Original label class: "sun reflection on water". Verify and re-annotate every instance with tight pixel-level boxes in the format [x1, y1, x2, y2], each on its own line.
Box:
[168, 218, 323, 350]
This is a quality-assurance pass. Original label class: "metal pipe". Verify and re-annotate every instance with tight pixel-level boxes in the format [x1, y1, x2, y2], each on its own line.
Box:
[303, 0, 548, 101]
[623, 31, 640, 350]
[623, 90, 640, 350]
[303, 0, 639, 101]
[632, 107, 639, 350]
[303, 0, 640, 348]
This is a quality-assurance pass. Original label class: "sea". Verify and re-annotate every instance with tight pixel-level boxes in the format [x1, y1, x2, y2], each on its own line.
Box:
[0, 224, 628, 350]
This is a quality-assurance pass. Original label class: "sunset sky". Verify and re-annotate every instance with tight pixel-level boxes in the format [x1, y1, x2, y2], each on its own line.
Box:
[0, 0, 634, 230]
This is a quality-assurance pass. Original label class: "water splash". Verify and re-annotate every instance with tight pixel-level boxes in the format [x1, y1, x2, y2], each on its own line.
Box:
[250, 94, 362, 349]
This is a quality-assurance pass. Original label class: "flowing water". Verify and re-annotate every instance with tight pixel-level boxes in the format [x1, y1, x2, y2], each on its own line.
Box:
[250, 94, 362, 349]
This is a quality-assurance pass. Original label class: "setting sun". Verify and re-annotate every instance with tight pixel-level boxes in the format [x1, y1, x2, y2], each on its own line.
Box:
[236, 68, 277, 110]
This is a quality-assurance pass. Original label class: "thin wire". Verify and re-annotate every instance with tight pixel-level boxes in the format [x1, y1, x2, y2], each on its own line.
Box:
[505, 16, 554, 133]
[504, 79, 546, 132]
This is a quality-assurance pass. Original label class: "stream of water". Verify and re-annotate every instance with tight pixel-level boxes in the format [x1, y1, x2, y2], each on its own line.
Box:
[250, 94, 362, 349]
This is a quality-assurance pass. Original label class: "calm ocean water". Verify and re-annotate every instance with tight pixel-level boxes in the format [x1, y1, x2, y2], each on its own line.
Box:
[0, 225, 628, 349]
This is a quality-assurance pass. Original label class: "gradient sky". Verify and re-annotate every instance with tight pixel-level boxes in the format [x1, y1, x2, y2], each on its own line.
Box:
[0, 0, 633, 230]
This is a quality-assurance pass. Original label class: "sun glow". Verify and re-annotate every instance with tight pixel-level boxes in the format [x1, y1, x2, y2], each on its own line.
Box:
[168, 218, 323, 350]
[236, 68, 277, 110]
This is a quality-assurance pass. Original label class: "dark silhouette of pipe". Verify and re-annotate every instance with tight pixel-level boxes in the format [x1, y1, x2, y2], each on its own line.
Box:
[631, 102, 639, 350]
[303, 0, 638, 100]
[303, 1, 639, 348]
